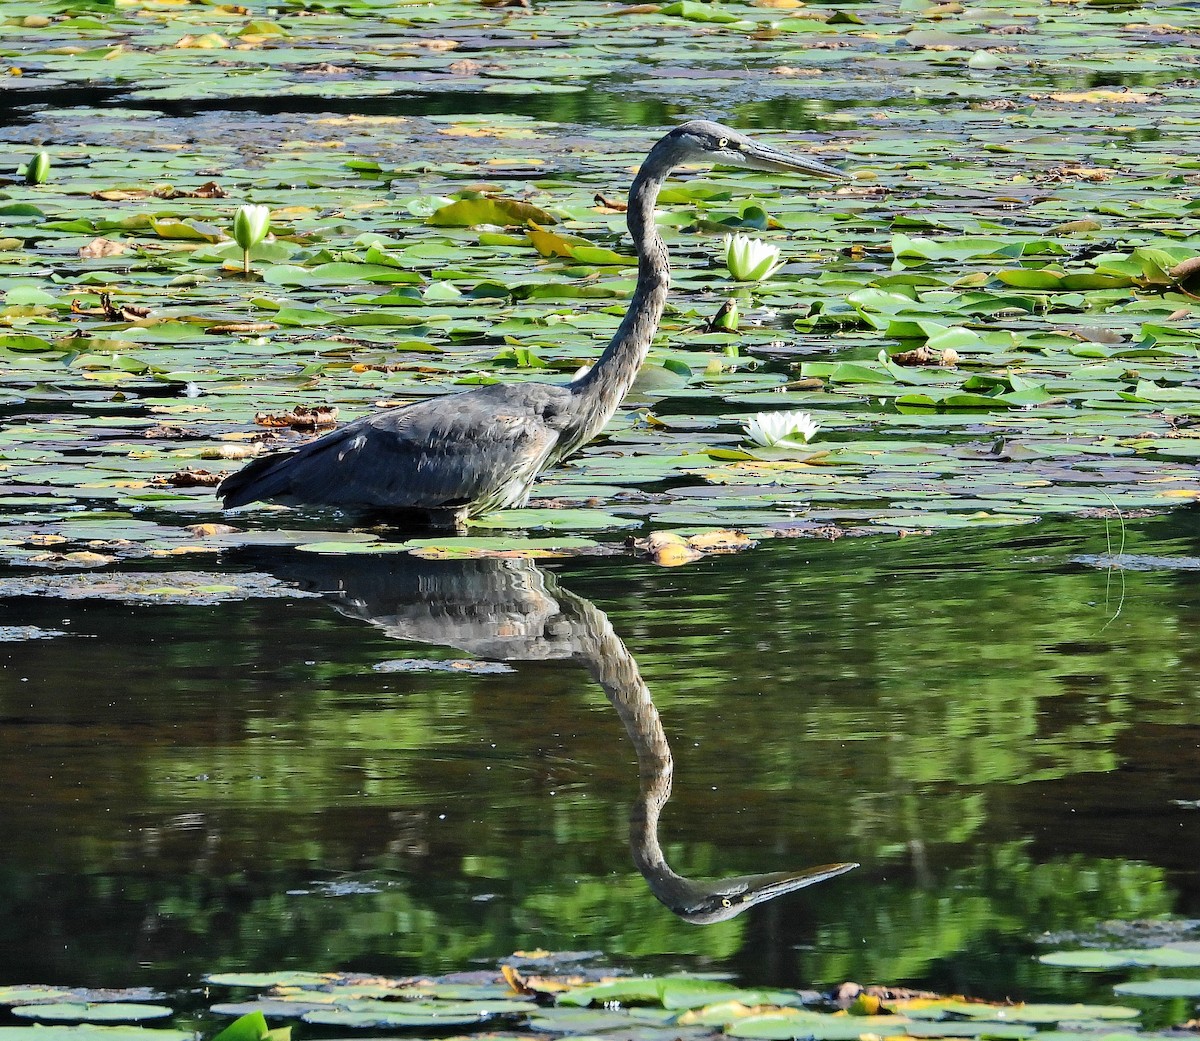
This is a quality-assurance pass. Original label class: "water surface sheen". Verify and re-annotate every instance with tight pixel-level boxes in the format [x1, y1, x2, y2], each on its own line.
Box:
[1, 519, 1197, 991]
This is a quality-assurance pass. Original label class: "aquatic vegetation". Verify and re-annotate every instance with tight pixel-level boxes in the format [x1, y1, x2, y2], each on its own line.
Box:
[723, 233, 784, 283]
[0, 0, 1197, 560]
[22, 151, 49, 186]
[231, 204, 271, 276]
[744, 410, 820, 449]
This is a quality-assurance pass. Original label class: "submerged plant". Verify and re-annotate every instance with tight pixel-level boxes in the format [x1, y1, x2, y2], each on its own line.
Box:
[744, 410, 820, 449]
[232, 203, 271, 275]
[722, 232, 784, 282]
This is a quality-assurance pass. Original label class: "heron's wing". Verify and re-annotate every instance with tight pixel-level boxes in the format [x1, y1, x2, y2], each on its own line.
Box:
[220, 383, 572, 512]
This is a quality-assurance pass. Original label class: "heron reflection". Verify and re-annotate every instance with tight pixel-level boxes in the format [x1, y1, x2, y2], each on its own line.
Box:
[269, 553, 856, 923]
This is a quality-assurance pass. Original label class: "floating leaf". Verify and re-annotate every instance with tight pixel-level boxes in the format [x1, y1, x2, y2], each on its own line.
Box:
[11, 1007, 173, 1024]
[1112, 979, 1200, 998]
[428, 197, 556, 228]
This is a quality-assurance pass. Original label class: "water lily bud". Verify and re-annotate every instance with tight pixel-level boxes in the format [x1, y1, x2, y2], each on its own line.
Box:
[712, 298, 739, 333]
[24, 151, 50, 185]
[232, 204, 271, 250]
[722, 232, 784, 282]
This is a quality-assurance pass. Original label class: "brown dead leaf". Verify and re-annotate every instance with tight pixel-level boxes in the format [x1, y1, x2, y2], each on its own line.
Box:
[154, 180, 226, 199]
[893, 345, 959, 367]
[1051, 165, 1115, 182]
[63, 551, 117, 566]
[187, 523, 241, 537]
[200, 444, 259, 460]
[501, 964, 532, 996]
[686, 529, 755, 553]
[91, 188, 153, 201]
[448, 58, 483, 75]
[144, 423, 202, 439]
[973, 98, 1020, 111]
[593, 192, 627, 212]
[204, 321, 279, 335]
[155, 469, 223, 488]
[607, 4, 661, 12]
[174, 32, 229, 48]
[70, 292, 150, 321]
[1033, 89, 1155, 104]
[634, 531, 703, 568]
[26, 534, 69, 547]
[773, 65, 821, 76]
[1049, 218, 1103, 234]
[834, 982, 942, 1009]
[500, 963, 576, 994]
[79, 237, 127, 259]
[254, 404, 339, 430]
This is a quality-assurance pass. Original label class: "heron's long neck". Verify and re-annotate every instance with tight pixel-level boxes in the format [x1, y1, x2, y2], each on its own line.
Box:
[567, 153, 672, 444]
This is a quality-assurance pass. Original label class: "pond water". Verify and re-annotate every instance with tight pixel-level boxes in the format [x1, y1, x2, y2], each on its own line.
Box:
[2, 517, 1197, 992]
[2, 0, 1200, 1013]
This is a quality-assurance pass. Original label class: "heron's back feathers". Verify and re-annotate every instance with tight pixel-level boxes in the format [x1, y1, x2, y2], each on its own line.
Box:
[218, 382, 575, 515]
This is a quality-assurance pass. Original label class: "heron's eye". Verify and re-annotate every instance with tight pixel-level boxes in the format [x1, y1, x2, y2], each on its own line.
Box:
[721, 898, 732, 907]
[717, 137, 728, 149]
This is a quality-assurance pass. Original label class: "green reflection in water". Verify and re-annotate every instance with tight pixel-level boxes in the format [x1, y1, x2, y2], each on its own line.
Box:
[0, 517, 1197, 990]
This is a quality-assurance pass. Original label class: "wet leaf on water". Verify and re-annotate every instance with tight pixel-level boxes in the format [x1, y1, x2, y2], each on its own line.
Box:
[0, 988, 75, 1005]
[428, 197, 556, 228]
[728, 1011, 913, 1039]
[1112, 979, 1200, 998]
[204, 972, 335, 988]
[300, 1007, 486, 1029]
[11, 1007, 173, 1024]
[0, 1030, 193, 1041]
[0, 571, 319, 606]
[1041, 947, 1200, 968]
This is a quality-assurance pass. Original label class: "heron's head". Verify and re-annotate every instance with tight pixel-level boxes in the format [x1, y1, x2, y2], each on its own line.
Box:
[663, 119, 846, 181]
[663, 861, 859, 925]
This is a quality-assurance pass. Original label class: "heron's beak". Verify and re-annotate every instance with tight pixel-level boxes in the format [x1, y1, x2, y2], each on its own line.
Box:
[727, 861, 860, 904]
[740, 142, 848, 180]
[670, 860, 859, 925]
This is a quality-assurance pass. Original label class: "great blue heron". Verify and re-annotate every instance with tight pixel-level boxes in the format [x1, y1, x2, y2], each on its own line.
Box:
[218, 120, 844, 525]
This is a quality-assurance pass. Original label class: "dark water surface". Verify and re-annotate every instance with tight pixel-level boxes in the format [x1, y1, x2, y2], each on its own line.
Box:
[1, 518, 1197, 992]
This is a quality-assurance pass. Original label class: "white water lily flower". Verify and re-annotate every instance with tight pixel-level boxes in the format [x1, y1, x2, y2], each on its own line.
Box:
[744, 410, 820, 449]
[722, 232, 785, 282]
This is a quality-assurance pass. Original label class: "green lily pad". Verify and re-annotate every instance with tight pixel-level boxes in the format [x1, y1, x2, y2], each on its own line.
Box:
[1112, 979, 1200, 998]
[0, 1030, 192, 1041]
[204, 972, 333, 988]
[11, 1007, 173, 1024]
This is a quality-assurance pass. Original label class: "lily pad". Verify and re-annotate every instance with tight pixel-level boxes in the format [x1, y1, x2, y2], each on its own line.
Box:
[11, 1007, 173, 1024]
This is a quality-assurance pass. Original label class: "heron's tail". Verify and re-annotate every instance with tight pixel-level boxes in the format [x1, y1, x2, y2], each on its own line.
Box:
[217, 449, 301, 508]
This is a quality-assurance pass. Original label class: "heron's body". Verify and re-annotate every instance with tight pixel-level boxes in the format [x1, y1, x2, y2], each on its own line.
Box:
[218, 120, 842, 523]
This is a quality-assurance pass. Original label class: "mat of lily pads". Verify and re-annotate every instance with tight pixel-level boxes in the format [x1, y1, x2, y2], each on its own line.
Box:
[3, 950, 1200, 1041]
[2, 0, 1199, 566]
